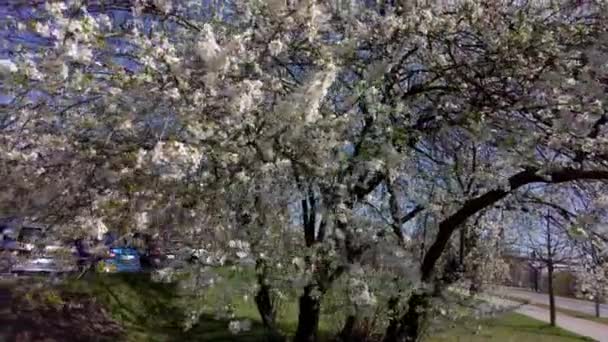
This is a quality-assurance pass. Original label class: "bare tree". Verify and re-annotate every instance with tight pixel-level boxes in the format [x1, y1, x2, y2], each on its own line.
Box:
[523, 211, 577, 326]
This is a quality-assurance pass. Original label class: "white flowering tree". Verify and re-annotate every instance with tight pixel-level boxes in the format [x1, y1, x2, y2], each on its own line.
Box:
[4, 1, 608, 341]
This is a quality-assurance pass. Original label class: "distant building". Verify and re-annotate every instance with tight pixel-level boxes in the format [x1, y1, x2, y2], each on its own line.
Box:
[503, 253, 578, 297]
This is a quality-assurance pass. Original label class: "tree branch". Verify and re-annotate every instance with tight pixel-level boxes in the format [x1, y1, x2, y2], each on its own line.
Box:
[420, 167, 608, 281]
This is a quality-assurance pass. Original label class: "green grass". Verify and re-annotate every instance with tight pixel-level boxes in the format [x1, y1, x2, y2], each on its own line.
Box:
[58, 269, 339, 341]
[59, 272, 273, 342]
[428, 312, 594, 342]
[55, 272, 595, 342]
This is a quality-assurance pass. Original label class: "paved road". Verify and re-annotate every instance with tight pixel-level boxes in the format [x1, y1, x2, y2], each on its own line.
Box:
[517, 303, 608, 341]
[501, 287, 608, 318]
[489, 296, 608, 342]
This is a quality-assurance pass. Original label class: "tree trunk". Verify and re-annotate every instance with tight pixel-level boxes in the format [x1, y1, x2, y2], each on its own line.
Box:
[383, 292, 429, 342]
[595, 291, 601, 318]
[339, 315, 357, 341]
[254, 260, 275, 327]
[547, 262, 556, 326]
[254, 259, 283, 341]
[255, 281, 275, 328]
[383, 295, 401, 342]
[294, 284, 321, 342]
[459, 226, 466, 266]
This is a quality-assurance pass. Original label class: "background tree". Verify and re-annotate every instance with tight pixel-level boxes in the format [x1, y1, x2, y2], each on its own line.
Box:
[521, 211, 577, 326]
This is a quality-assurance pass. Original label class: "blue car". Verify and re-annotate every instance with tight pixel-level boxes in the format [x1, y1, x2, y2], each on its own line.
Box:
[98, 247, 142, 273]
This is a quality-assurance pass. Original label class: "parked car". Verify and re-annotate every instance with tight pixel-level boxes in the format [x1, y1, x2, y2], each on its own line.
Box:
[11, 254, 76, 275]
[97, 247, 142, 273]
[1, 233, 18, 251]
[1, 227, 37, 254]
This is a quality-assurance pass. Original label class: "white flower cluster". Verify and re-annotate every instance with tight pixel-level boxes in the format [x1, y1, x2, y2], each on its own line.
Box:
[228, 319, 252, 334]
[0, 59, 18, 74]
[134, 211, 150, 231]
[196, 24, 228, 73]
[3, 149, 39, 162]
[349, 277, 377, 307]
[74, 215, 108, 240]
[137, 141, 202, 180]
[228, 239, 250, 259]
[268, 39, 284, 56]
[151, 267, 175, 283]
[234, 79, 263, 115]
[302, 64, 338, 124]
[291, 256, 306, 270]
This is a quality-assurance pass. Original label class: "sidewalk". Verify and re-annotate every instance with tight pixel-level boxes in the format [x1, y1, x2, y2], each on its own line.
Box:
[500, 286, 608, 318]
[516, 304, 608, 342]
[487, 296, 607, 342]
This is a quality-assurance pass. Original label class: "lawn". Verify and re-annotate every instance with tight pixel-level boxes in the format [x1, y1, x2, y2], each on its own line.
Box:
[429, 312, 594, 342]
[58, 271, 274, 342]
[56, 270, 336, 341]
[38, 272, 595, 342]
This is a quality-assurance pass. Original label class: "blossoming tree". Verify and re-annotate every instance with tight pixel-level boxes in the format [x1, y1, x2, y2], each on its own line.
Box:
[2, 0, 608, 341]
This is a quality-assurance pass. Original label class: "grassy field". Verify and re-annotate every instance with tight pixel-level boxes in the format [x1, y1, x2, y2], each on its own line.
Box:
[59, 271, 271, 341]
[429, 313, 594, 342]
[41, 272, 595, 342]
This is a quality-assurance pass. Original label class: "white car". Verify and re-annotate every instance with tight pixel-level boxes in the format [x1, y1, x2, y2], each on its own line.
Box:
[11, 255, 76, 274]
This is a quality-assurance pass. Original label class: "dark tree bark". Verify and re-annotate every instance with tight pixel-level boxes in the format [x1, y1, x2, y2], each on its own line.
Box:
[339, 315, 358, 341]
[383, 292, 430, 342]
[254, 259, 279, 336]
[383, 293, 402, 342]
[595, 292, 601, 318]
[294, 285, 321, 342]
[548, 261, 556, 326]
[459, 226, 466, 266]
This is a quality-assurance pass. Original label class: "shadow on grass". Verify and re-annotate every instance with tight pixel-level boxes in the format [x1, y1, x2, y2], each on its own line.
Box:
[62, 273, 287, 342]
[181, 314, 282, 342]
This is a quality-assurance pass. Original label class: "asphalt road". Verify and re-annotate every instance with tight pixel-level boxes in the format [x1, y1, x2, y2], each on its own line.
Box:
[516, 303, 608, 342]
[487, 295, 608, 342]
[502, 287, 608, 318]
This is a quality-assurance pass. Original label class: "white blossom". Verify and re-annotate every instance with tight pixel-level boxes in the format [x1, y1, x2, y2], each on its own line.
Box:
[303, 63, 337, 123]
[292, 257, 305, 270]
[153, 0, 173, 14]
[35, 22, 51, 37]
[235, 80, 263, 114]
[65, 41, 93, 64]
[228, 320, 251, 334]
[0, 59, 17, 74]
[97, 14, 112, 30]
[144, 141, 203, 180]
[165, 87, 181, 100]
[268, 39, 284, 56]
[196, 24, 226, 71]
[45, 2, 67, 15]
[135, 212, 149, 230]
